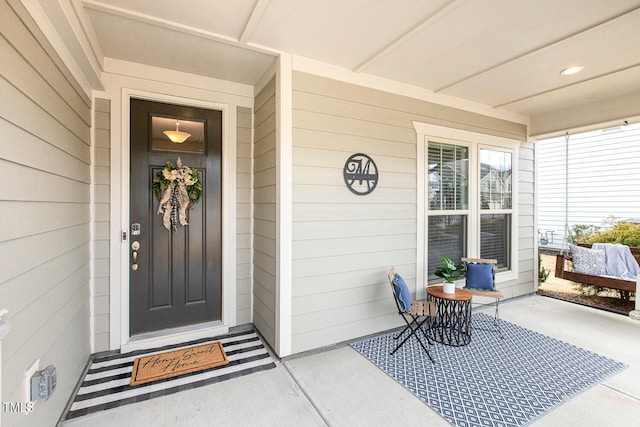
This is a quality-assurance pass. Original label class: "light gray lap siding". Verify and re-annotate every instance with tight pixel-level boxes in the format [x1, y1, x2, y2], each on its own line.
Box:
[92, 98, 111, 352]
[290, 72, 530, 353]
[253, 78, 277, 348]
[0, 1, 92, 425]
[237, 106, 253, 324]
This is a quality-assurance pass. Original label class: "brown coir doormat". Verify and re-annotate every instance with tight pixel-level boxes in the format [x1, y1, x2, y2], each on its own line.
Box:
[130, 341, 228, 386]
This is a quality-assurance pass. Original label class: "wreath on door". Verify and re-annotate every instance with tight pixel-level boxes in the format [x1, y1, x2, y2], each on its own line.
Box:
[152, 157, 203, 231]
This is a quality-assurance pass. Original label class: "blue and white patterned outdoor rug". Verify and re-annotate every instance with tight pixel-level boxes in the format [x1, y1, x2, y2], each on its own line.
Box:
[351, 313, 626, 427]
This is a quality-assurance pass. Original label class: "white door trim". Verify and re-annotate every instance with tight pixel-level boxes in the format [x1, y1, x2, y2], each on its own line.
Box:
[111, 88, 236, 351]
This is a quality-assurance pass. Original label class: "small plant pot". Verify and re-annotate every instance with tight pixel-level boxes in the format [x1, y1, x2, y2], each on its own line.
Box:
[443, 282, 456, 294]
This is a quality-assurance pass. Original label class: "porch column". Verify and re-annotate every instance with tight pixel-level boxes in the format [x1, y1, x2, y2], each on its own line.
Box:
[275, 53, 293, 356]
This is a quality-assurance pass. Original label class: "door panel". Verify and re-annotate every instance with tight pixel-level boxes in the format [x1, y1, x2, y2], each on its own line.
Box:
[129, 99, 222, 336]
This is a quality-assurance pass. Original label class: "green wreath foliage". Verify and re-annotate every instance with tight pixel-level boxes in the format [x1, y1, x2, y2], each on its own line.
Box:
[152, 160, 203, 206]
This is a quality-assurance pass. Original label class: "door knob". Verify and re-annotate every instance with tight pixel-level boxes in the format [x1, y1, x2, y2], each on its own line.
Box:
[131, 241, 140, 270]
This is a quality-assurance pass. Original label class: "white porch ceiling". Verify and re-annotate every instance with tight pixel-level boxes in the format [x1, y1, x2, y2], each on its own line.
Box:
[41, 0, 640, 133]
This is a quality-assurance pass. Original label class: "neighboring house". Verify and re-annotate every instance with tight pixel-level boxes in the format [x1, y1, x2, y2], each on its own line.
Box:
[1, 3, 638, 427]
[480, 168, 512, 210]
[536, 122, 640, 250]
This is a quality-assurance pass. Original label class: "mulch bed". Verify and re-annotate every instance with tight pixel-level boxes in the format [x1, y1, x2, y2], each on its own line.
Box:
[537, 289, 634, 315]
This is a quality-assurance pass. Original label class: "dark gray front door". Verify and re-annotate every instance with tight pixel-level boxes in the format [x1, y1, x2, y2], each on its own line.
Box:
[129, 98, 222, 336]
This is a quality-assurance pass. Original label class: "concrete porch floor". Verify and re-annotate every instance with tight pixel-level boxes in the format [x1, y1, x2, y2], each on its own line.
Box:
[59, 294, 640, 426]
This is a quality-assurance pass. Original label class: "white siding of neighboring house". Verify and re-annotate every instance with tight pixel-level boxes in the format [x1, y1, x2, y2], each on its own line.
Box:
[536, 122, 640, 249]
[0, 1, 91, 425]
[290, 72, 532, 354]
[253, 78, 277, 349]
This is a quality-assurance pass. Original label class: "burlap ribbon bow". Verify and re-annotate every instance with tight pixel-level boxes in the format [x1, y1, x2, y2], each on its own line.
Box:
[157, 182, 190, 231]
[156, 157, 193, 231]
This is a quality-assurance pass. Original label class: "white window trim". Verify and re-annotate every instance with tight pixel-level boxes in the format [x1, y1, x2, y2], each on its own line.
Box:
[414, 122, 519, 299]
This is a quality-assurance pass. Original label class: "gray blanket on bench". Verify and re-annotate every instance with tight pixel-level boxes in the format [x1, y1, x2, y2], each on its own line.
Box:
[592, 243, 640, 281]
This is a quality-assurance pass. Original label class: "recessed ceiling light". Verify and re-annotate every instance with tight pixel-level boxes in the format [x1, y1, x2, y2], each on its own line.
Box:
[560, 66, 584, 76]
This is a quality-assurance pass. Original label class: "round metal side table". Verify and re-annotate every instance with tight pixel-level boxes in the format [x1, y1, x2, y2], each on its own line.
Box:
[426, 285, 472, 347]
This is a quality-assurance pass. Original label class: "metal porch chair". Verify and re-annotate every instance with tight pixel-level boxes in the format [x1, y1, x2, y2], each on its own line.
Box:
[388, 267, 436, 363]
[461, 258, 504, 338]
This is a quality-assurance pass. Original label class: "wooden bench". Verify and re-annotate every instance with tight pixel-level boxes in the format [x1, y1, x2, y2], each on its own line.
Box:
[554, 243, 640, 294]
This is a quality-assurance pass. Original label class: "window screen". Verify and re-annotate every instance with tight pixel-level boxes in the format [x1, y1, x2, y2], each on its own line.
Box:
[480, 149, 511, 210]
[479, 148, 512, 269]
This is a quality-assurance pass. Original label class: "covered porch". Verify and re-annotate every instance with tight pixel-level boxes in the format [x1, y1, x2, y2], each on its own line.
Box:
[2, 1, 640, 426]
[59, 294, 640, 426]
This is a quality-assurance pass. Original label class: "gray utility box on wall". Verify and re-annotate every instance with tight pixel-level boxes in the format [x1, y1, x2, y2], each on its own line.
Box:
[31, 365, 57, 401]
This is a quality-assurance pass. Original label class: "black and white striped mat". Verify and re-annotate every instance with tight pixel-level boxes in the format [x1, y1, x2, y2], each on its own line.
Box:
[63, 329, 276, 420]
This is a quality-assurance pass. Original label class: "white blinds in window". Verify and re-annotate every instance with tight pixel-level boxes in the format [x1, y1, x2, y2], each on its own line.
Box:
[481, 214, 511, 268]
[427, 141, 469, 280]
[428, 142, 469, 211]
[428, 215, 467, 280]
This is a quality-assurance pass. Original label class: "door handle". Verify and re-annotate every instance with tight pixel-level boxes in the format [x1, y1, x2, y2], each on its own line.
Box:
[131, 241, 140, 271]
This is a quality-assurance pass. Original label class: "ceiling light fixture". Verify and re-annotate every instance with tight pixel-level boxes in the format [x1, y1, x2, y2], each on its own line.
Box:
[560, 65, 584, 76]
[163, 121, 191, 143]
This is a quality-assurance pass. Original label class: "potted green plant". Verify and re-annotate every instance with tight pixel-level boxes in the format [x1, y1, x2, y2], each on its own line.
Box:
[434, 257, 465, 294]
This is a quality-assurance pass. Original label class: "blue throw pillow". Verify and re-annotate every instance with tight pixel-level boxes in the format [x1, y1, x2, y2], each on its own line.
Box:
[392, 273, 412, 312]
[464, 262, 495, 291]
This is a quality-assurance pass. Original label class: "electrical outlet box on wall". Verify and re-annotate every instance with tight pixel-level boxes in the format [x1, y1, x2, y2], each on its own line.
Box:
[30, 365, 57, 401]
[23, 359, 40, 413]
